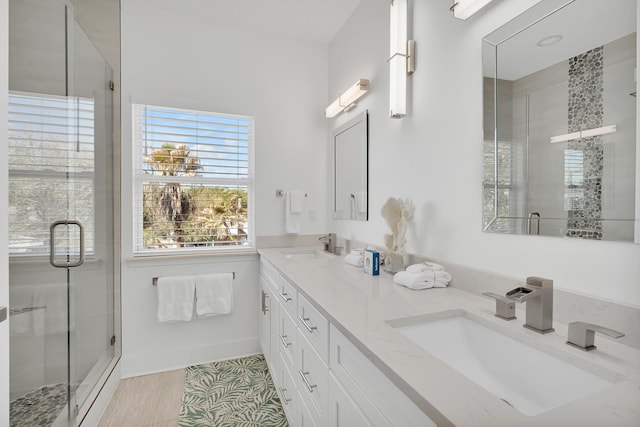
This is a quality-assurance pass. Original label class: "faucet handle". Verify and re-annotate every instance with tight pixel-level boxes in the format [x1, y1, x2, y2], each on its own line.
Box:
[482, 292, 516, 320]
[566, 321, 625, 351]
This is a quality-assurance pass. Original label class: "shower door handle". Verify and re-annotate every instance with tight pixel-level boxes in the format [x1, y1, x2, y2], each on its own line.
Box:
[50, 220, 85, 268]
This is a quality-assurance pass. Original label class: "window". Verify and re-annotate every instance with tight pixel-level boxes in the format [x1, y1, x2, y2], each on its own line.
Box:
[8, 91, 95, 256]
[133, 104, 254, 254]
[482, 139, 523, 233]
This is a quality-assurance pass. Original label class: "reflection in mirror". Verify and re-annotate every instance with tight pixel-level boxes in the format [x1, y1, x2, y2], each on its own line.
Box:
[333, 111, 368, 220]
[482, 0, 638, 242]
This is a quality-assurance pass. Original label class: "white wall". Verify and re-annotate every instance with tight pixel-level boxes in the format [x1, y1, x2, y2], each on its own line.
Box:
[1, 0, 10, 424]
[330, 0, 640, 307]
[120, 0, 330, 376]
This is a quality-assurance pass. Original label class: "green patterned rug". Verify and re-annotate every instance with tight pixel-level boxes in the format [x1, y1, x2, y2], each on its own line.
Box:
[179, 354, 289, 426]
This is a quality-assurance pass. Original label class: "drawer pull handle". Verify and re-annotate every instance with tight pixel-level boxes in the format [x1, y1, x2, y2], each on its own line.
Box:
[299, 315, 317, 333]
[299, 369, 317, 393]
[280, 291, 292, 303]
[279, 387, 292, 404]
[279, 334, 291, 348]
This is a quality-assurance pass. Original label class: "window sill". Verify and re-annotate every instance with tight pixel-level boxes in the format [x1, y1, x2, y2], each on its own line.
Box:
[126, 249, 258, 267]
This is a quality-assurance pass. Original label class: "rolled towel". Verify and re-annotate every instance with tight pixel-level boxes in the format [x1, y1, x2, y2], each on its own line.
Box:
[393, 271, 451, 290]
[344, 253, 364, 267]
[406, 262, 445, 274]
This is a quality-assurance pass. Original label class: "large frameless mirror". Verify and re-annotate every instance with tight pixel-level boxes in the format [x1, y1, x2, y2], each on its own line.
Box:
[333, 110, 368, 220]
[482, 0, 638, 242]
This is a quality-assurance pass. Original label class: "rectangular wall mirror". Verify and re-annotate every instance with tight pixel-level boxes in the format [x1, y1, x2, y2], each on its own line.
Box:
[333, 110, 368, 220]
[482, 0, 638, 242]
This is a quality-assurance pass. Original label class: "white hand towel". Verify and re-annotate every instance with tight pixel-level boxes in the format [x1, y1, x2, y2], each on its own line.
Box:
[157, 275, 196, 322]
[195, 273, 234, 318]
[393, 271, 451, 290]
[285, 191, 305, 234]
[406, 262, 446, 274]
[344, 253, 364, 267]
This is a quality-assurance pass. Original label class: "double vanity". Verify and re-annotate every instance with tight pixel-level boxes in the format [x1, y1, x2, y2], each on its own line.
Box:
[258, 246, 640, 426]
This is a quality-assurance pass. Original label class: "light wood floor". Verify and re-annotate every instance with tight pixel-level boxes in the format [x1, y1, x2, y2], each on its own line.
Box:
[97, 368, 185, 427]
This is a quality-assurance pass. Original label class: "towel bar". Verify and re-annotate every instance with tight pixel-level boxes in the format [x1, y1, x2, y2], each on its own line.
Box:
[275, 189, 308, 197]
[153, 272, 235, 286]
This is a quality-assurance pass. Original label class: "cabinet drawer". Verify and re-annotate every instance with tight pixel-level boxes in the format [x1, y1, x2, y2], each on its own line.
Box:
[329, 372, 384, 427]
[278, 307, 297, 369]
[297, 293, 329, 363]
[330, 325, 436, 427]
[277, 275, 297, 319]
[278, 352, 298, 424]
[297, 331, 328, 425]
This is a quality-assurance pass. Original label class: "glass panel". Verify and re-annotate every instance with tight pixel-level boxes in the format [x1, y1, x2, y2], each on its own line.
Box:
[67, 5, 116, 415]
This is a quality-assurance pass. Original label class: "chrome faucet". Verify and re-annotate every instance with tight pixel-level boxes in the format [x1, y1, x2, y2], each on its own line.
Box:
[566, 322, 625, 351]
[319, 233, 337, 254]
[506, 276, 554, 334]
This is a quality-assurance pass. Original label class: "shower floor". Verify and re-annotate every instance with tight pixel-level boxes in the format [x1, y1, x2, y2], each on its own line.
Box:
[10, 383, 68, 427]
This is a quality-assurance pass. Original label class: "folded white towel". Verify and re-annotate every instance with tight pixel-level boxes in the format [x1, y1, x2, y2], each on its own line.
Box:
[344, 253, 364, 267]
[285, 191, 305, 234]
[393, 271, 451, 290]
[157, 275, 196, 322]
[406, 262, 446, 274]
[195, 273, 234, 318]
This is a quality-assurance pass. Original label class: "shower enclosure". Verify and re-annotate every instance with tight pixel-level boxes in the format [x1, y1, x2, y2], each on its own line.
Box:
[8, 0, 120, 425]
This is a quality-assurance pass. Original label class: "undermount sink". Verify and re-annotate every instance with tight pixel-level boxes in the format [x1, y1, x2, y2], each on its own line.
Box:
[387, 310, 619, 416]
[281, 248, 334, 261]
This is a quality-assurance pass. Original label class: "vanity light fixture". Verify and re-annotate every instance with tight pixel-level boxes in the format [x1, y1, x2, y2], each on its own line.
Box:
[450, 0, 494, 20]
[549, 125, 617, 143]
[325, 79, 370, 118]
[389, 0, 415, 119]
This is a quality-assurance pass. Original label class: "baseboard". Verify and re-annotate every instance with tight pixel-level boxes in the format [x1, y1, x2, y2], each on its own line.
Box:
[120, 337, 261, 378]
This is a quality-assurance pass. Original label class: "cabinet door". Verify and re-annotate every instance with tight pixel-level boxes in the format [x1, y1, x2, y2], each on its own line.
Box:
[328, 373, 375, 427]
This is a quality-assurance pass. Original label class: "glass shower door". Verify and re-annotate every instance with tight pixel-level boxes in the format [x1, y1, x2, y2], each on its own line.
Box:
[8, 0, 117, 425]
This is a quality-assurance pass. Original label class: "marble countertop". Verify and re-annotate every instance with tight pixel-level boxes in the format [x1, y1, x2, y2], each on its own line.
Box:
[259, 247, 640, 427]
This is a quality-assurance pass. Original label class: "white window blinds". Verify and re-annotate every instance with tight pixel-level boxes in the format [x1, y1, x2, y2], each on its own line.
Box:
[8, 91, 95, 256]
[133, 104, 254, 253]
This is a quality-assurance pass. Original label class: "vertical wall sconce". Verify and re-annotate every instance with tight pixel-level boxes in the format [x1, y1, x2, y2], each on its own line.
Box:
[450, 0, 494, 20]
[389, 0, 415, 119]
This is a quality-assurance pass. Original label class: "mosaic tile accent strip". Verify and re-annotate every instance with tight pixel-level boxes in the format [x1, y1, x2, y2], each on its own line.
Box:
[10, 383, 68, 427]
[566, 46, 604, 240]
[179, 354, 288, 427]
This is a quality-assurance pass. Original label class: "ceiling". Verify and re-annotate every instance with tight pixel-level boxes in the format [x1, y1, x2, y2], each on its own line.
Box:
[157, 0, 364, 45]
[484, 0, 637, 81]
[72, 0, 363, 72]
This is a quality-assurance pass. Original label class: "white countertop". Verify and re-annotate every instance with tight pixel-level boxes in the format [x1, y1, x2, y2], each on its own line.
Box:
[259, 247, 640, 427]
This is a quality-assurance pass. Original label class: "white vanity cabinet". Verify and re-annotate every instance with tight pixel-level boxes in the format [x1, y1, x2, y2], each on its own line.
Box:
[259, 256, 435, 427]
